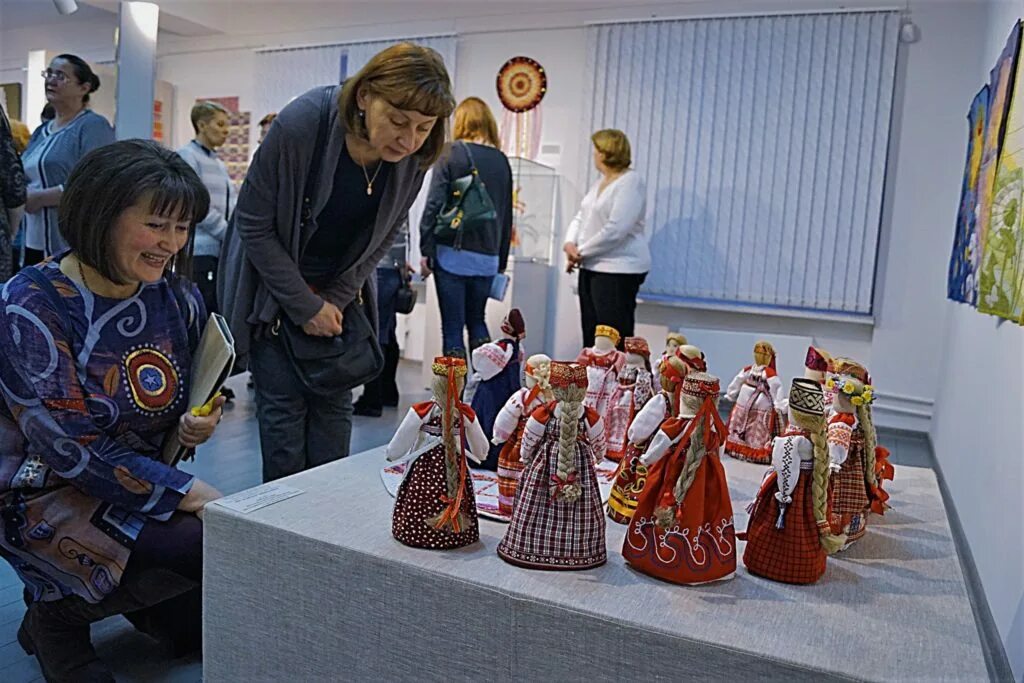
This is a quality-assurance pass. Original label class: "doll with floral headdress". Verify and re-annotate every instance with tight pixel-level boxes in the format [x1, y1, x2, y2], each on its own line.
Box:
[607, 346, 706, 524]
[497, 362, 607, 570]
[825, 358, 892, 549]
[387, 357, 490, 550]
[469, 309, 527, 470]
[606, 336, 654, 461]
[743, 379, 847, 584]
[622, 372, 736, 585]
[491, 354, 554, 516]
[724, 340, 786, 464]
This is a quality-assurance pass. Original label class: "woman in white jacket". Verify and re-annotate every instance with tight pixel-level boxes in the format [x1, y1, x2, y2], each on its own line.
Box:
[564, 129, 650, 348]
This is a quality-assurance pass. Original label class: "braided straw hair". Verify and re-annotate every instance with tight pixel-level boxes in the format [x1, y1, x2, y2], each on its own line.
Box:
[653, 377, 715, 528]
[858, 403, 878, 489]
[791, 405, 846, 554]
[427, 372, 469, 531]
[553, 382, 586, 502]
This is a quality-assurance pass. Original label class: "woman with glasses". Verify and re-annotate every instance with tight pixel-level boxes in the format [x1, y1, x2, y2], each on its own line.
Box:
[21, 54, 114, 265]
[220, 43, 455, 482]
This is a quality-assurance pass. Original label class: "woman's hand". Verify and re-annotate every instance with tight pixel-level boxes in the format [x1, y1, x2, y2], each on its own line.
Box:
[178, 395, 227, 448]
[178, 478, 223, 519]
[303, 300, 343, 337]
[563, 242, 582, 273]
[25, 187, 61, 214]
[420, 257, 433, 278]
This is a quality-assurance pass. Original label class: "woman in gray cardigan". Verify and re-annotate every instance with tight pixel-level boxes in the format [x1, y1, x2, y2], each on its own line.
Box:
[219, 44, 455, 481]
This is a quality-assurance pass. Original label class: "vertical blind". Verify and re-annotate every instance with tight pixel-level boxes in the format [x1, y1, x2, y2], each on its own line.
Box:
[255, 34, 456, 122]
[583, 11, 900, 315]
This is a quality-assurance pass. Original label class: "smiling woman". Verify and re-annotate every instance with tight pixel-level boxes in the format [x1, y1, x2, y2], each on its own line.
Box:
[219, 42, 455, 483]
[0, 139, 227, 680]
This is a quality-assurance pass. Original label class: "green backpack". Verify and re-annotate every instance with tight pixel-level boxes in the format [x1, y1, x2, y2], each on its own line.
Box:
[433, 142, 497, 249]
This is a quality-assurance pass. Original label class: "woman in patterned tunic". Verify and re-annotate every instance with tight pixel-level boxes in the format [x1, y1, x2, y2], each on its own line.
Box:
[743, 379, 846, 584]
[497, 362, 607, 570]
[387, 357, 489, 549]
[622, 372, 735, 585]
[0, 141, 225, 681]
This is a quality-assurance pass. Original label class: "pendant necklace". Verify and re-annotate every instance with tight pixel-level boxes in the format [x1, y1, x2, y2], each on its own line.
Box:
[360, 158, 383, 196]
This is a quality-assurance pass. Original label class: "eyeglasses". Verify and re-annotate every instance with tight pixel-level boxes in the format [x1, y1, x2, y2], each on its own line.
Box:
[41, 69, 75, 83]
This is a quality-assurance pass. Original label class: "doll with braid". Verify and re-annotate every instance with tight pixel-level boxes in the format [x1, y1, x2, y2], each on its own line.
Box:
[743, 379, 846, 584]
[387, 357, 490, 550]
[622, 372, 736, 585]
[497, 362, 607, 570]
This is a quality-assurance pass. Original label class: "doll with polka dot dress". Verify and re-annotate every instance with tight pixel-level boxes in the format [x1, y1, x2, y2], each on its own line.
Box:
[387, 357, 490, 550]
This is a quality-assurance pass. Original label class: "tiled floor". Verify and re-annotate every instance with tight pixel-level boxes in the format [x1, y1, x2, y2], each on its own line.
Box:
[0, 363, 939, 682]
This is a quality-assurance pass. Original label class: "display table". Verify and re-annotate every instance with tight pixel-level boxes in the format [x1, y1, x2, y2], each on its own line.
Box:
[203, 448, 988, 682]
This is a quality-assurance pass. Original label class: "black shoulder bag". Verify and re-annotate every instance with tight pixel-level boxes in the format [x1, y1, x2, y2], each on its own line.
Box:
[274, 86, 384, 395]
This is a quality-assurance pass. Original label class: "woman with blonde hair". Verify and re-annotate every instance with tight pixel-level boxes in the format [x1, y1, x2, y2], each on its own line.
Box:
[219, 42, 456, 482]
[564, 128, 650, 349]
[420, 96, 513, 356]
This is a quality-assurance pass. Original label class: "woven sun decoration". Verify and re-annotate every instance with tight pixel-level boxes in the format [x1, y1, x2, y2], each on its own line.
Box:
[497, 362, 608, 570]
[575, 325, 628, 461]
[824, 358, 893, 551]
[723, 340, 787, 465]
[496, 55, 547, 160]
[469, 309, 527, 471]
[606, 345, 704, 525]
[491, 353, 554, 517]
[386, 356, 490, 550]
[621, 372, 737, 586]
[742, 378, 848, 585]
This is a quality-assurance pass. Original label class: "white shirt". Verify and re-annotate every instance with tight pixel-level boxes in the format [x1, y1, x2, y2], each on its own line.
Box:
[564, 170, 650, 274]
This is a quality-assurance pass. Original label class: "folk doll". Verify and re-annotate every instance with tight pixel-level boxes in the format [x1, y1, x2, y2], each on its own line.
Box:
[654, 331, 688, 387]
[469, 309, 527, 470]
[724, 340, 786, 464]
[805, 346, 835, 407]
[491, 354, 554, 516]
[606, 336, 654, 461]
[497, 362, 607, 570]
[742, 379, 846, 585]
[387, 357, 490, 550]
[575, 324, 627, 420]
[826, 359, 892, 550]
[606, 347, 705, 524]
[622, 372, 736, 585]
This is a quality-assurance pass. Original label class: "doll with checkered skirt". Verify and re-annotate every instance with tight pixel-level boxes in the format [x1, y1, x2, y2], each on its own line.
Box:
[622, 372, 736, 585]
[743, 379, 847, 584]
[497, 362, 607, 570]
[575, 325, 626, 455]
[387, 357, 490, 550]
[607, 346, 705, 524]
[491, 354, 554, 516]
[468, 309, 527, 470]
[724, 340, 787, 464]
[826, 358, 893, 550]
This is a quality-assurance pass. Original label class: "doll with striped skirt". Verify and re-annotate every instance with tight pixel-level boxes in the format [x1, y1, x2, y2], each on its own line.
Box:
[605, 336, 654, 460]
[497, 362, 607, 570]
[491, 354, 553, 516]
[724, 340, 786, 464]
[743, 379, 847, 584]
[826, 358, 893, 550]
[576, 325, 626, 457]
[606, 346, 705, 524]
[622, 372, 736, 585]
[387, 357, 490, 550]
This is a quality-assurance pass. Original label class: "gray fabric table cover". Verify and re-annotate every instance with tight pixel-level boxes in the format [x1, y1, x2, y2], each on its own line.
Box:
[203, 447, 988, 682]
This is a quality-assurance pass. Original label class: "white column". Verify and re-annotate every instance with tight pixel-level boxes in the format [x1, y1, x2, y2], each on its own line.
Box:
[114, 1, 159, 140]
[25, 50, 51, 126]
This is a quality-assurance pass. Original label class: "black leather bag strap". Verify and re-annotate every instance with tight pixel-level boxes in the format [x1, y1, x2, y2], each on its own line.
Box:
[300, 86, 334, 227]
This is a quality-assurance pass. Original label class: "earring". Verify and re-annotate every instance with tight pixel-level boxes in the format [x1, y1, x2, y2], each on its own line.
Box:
[358, 109, 365, 119]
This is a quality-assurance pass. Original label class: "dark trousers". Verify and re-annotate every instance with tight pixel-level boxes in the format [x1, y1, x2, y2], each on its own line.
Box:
[250, 333, 353, 482]
[193, 255, 220, 316]
[358, 267, 402, 409]
[433, 264, 492, 355]
[578, 269, 647, 349]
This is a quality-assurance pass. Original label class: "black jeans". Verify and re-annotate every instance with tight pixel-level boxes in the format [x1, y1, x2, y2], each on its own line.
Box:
[358, 267, 402, 409]
[578, 269, 647, 349]
[250, 332, 354, 482]
[193, 255, 220, 316]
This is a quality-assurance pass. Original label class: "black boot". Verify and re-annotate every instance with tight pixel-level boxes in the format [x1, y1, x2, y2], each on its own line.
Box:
[381, 338, 401, 407]
[123, 586, 202, 657]
[18, 597, 115, 682]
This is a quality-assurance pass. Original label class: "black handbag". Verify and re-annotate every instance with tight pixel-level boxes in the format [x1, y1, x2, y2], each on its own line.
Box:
[275, 85, 384, 396]
[394, 266, 416, 315]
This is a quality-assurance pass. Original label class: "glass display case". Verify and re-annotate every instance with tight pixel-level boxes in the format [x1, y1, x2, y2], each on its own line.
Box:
[508, 156, 558, 265]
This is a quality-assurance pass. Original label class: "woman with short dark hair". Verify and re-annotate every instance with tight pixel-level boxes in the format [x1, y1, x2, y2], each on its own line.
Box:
[0, 140, 225, 681]
[21, 54, 114, 264]
[220, 42, 455, 482]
